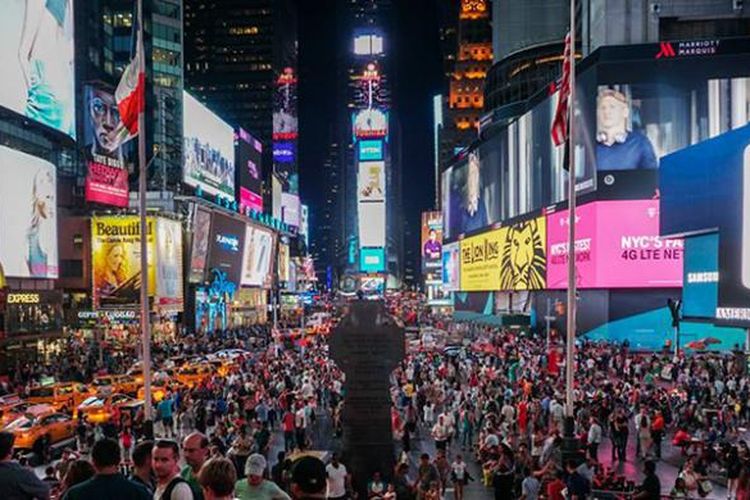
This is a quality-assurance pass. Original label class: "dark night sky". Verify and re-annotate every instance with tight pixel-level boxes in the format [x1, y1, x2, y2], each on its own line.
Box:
[297, 0, 444, 278]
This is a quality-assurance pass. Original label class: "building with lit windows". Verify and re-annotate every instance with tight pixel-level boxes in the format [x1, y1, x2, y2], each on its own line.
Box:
[184, 0, 298, 206]
[438, 0, 492, 171]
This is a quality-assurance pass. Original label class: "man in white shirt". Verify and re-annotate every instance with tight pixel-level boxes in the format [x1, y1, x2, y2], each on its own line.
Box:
[634, 408, 650, 457]
[295, 404, 308, 450]
[587, 417, 602, 462]
[152, 440, 194, 500]
[325, 454, 350, 500]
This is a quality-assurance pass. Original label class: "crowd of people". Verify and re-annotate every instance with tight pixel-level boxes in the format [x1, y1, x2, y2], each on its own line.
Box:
[2, 295, 750, 499]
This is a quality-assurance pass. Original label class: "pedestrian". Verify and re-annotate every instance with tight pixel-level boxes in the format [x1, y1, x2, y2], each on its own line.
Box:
[181, 432, 209, 499]
[587, 416, 602, 462]
[637, 416, 652, 460]
[62, 438, 150, 500]
[633, 460, 660, 500]
[196, 457, 236, 500]
[0, 431, 51, 500]
[59, 459, 95, 497]
[152, 439, 195, 500]
[234, 453, 290, 500]
[129, 440, 155, 494]
[450, 454, 472, 500]
[325, 453, 351, 500]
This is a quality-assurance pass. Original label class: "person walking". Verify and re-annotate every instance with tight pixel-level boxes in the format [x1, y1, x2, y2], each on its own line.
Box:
[153, 439, 195, 500]
[62, 438, 150, 500]
[0, 431, 50, 500]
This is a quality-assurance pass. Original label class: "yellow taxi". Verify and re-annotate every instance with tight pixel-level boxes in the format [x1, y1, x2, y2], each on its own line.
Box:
[91, 374, 139, 396]
[174, 364, 214, 388]
[137, 379, 184, 403]
[77, 393, 143, 424]
[26, 382, 95, 412]
[4, 407, 75, 451]
[0, 403, 54, 427]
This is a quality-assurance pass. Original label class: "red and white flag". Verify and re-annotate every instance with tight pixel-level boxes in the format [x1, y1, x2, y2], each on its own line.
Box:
[114, 27, 145, 144]
[551, 31, 572, 147]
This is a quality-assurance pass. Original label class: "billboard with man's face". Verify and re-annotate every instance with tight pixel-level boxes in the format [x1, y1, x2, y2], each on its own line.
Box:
[421, 211, 443, 273]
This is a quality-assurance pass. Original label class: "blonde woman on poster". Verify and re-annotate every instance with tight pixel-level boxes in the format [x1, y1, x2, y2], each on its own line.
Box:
[94, 242, 129, 299]
[26, 166, 56, 277]
[18, 0, 75, 136]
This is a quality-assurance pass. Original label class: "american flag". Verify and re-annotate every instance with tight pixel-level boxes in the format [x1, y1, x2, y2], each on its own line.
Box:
[551, 31, 572, 148]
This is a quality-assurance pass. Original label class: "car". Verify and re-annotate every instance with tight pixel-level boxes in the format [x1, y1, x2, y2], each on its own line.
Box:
[213, 348, 250, 360]
[26, 383, 95, 412]
[173, 364, 214, 388]
[0, 403, 55, 427]
[91, 374, 139, 396]
[4, 410, 75, 451]
[77, 393, 144, 424]
[137, 379, 184, 403]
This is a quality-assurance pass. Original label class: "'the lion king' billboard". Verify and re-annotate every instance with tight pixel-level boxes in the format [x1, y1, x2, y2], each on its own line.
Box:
[459, 217, 546, 291]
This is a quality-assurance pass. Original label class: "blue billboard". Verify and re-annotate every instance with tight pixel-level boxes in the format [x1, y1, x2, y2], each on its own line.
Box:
[683, 233, 719, 319]
[358, 140, 384, 161]
[359, 247, 385, 273]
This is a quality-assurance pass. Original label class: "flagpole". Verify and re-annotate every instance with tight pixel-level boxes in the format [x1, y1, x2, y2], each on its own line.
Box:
[564, 0, 577, 435]
[136, 0, 153, 426]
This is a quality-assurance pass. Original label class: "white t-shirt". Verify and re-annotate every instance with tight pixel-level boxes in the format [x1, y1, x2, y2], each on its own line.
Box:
[295, 408, 307, 429]
[154, 477, 194, 500]
[326, 463, 348, 498]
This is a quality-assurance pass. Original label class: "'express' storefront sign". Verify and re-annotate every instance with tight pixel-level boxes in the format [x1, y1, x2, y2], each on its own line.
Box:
[4, 290, 63, 336]
[7, 293, 42, 304]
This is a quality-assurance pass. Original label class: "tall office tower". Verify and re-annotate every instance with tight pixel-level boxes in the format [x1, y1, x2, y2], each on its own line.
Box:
[86, 0, 185, 192]
[184, 0, 298, 215]
[336, 0, 402, 292]
[438, 0, 492, 168]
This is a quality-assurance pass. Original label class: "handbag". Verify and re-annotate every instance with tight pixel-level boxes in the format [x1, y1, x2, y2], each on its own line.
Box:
[698, 479, 713, 497]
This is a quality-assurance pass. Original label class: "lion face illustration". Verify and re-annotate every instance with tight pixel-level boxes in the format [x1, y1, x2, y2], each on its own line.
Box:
[500, 220, 546, 290]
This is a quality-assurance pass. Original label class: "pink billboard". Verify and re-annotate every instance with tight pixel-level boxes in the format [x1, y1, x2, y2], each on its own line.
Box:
[240, 188, 263, 213]
[85, 161, 129, 207]
[547, 199, 683, 289]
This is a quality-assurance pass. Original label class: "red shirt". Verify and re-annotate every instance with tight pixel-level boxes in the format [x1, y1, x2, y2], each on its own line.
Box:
[282, 412, 295, 432]
[547, 479, 565, 500]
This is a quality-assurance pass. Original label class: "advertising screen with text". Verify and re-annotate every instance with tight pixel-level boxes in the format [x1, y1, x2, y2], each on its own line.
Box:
[546, 199, 683, 289]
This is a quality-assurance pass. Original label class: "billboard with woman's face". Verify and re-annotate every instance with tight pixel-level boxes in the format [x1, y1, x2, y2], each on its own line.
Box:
[0, 0, 76, 139]
[0, 146, 58, 279]
[91, 216, 156, 309]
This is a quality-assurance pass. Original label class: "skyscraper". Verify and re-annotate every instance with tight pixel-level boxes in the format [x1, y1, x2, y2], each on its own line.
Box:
[439, 0, 492, 170]
[184, 0, 298, 209]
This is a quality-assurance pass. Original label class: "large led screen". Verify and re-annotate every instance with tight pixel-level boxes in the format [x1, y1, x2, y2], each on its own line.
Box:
[360, 247, 385, 273]
[660, 124, 750, 323]
[236, 128, 263, 213]
[282, 192, 301, 227]
[0, 1, 75, 139]
[155, 218, 184, 309]
[358, 161, 385, 202]
[441, 242, 460, 292]
[683, 233, 719, 319]
[0, 147, 58, 279]
[183, 91, 235, 200]
[546, 199, 683, 289]
[207, 213, 245, 285]
[92, 216, 155, 308]
[421, 211, 442, 273]
[459, 217, 547, 292]
[278, 242, 290, 282]
[189, 207, 211, 284]
[358, 202, 386, 248]
[353, 109, 388, 138]
[240, 224, 276, 288]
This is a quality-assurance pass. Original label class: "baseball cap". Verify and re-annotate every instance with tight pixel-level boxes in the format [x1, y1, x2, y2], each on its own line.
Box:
[245, 453, 267, 477]
[291, 456, 327, 495]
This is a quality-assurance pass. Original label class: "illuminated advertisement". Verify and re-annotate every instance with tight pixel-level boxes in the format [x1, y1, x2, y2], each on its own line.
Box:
[358, 139, 384, 161]
[0, 1, 75, 139]
[91, 216, 155, 309]
[360, 275, 385, 295]
[4, 290, 63, 337]
[183, 91, 235, 199]
[547, 200, 684, 289]
[358, 161, 385, 202]
[236, 128, 263, 213]
[459, 217, 546, 291]
[83, 84, 129, 207]
[155, 218, 184, 309]
[683, 233, 719, 319]
[360, 247, 385, 273]
[442, 242, 460, 291]
[421, 211, 443, 272]
[240, 224, 276, 288]
[661, 125, 750, 323]
[444, 149, 499, 240]
[207, 213, 245, 286]
[189, 207, 212, 283]
[273, 67, 298, 140]
[0, 147, 58, 279]
[300, 204, 309, 248]
[273, 141, 296, 163]
[353, 109, 388, 138]
[353, 33, 384, 55]
[282, 192, 301, 227]
[358, 202, 386, 248]
[278, 242, 290, 282]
